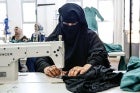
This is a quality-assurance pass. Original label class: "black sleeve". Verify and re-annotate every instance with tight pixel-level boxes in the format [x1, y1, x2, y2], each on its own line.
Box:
[11, 36, 15, 40]
[21, 36, 29, 41]
[35, 57, 54, 72]
[87, 31, 110, 68]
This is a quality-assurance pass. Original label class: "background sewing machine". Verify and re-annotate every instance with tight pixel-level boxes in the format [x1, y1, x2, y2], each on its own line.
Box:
[0, 41, 64, 83]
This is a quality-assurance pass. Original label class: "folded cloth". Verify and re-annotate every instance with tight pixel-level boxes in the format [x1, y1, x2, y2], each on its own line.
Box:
[62, 65, 123, 93]
[104, 43, 122, 53]
[120, 56, 140, 92]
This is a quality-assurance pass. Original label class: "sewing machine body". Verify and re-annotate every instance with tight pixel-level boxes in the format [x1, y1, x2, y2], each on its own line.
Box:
[0, 41, 64, 83]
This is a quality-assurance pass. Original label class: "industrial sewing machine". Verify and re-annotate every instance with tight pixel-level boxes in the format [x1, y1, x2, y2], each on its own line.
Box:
[0, 41, 64, 83]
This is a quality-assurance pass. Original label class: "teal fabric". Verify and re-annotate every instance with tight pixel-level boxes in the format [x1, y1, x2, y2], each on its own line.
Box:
[10, 35, 30, 43]
[118, 56, 127, 70]
[104, 43, 122, 53]
[120, 56, 140, 92]
[10, 40, 25, 43]
[84, 7, 104, 33]
[104, 43, 127, 70]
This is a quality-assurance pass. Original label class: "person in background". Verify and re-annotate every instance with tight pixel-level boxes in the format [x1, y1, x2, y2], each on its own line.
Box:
[25, 23, 45, 72]
[10, 26, 28, 43]
[31, 23, 45, 42]
[10, 26, 29, 72]
[35, 3, 110, 77]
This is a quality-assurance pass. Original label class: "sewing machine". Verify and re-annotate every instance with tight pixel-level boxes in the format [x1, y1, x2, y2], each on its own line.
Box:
[0, 41, 64, 83]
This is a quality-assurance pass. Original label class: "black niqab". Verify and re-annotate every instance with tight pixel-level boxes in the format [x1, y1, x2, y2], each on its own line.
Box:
[46, 3, 89, 70]
[45, 3, 110, 71]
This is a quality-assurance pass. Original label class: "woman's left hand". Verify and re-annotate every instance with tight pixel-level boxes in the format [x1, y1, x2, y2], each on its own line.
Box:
[68, 64, 92, 76]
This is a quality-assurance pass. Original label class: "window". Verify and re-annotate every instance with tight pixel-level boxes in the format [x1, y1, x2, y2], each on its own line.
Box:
[22, 1, 36, 38]
[23, 3, 36, 22]
[0, 3, 7, 22]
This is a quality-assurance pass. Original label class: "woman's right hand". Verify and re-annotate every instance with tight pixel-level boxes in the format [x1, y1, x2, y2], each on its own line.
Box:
[44, 65, 61, 77]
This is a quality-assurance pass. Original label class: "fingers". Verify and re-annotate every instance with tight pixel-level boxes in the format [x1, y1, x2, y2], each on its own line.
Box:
[44, 67, 54, 77]
[79, 69, 86, 74]
[44, 64, 92, 77]
[68, 65, 92, 76]
[44, 65, 61, 77]
[50, 65, 61, 76]
[80, 64, 92, 74]
[61, 71, 68, 76]
[68, 66, 82, 76]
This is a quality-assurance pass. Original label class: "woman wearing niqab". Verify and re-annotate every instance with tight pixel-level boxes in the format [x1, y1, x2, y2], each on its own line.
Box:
[35, 3, 110, 77]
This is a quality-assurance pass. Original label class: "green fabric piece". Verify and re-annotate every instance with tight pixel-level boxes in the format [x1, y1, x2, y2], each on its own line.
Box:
[84, 7, 104, 33]
[120, 56, 140, 92]
[104, 43, 122, 53]
[10, 40, 23, 43]
[104, 43, 127, 70]
[127, 56, 140, 71]
[10, 39, 31, 43]
[118, 56, 127, 70]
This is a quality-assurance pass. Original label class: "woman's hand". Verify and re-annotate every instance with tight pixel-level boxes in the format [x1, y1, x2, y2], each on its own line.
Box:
[44, 65, 61, 77]
[68, 64, 92, 76]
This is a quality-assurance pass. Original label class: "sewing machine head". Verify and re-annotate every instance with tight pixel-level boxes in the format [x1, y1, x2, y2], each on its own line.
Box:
[0, 41, 64, 83]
